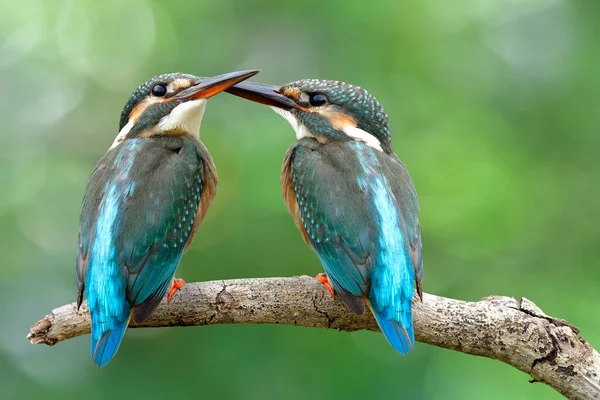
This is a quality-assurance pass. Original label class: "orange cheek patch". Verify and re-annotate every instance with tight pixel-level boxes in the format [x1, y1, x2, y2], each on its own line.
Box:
[128, 96, 173, 125]
[128, 101, 147, 124]
[320, 107, 357, 130]
[128, 97, 162, 124]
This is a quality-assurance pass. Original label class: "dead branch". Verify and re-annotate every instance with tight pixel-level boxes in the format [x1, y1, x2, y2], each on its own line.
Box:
[27, 276, 600, 399]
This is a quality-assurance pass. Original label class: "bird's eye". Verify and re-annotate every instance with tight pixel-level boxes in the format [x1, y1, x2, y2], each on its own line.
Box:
[151, 84, 167, 97]
[308, 93, 328, 107]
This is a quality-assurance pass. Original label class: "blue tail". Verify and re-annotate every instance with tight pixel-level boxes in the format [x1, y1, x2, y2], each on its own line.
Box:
[372, 308, 414, 355]
[90, 314, 129, 367]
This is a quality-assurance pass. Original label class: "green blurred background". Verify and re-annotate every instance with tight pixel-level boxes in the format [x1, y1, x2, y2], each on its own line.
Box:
[1, 0, 598, 398]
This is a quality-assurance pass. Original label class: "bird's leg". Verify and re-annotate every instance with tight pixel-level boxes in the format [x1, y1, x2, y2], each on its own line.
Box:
[167, 278, 186, 304]
[315, 273, 335, 298]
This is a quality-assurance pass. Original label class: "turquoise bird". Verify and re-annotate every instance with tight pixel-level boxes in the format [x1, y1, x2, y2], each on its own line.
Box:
[76, 70, 259, 366]
[227, 79, 423, 353]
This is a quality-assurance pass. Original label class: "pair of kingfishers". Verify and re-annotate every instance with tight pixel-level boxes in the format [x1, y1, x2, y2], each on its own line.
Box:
[77, 69, 422, 366]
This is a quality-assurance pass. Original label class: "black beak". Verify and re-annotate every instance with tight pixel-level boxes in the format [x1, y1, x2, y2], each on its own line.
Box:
[176, 70, 260, 101]
[226, 81, 299, 110]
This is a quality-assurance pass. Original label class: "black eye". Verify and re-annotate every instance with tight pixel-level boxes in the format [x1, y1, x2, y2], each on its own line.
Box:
[151, 84, 167, 97]
[308, 93, 328, 107]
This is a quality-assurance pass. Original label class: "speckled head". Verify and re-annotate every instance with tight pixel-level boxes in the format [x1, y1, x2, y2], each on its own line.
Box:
[227, 79, 392, 153]
[111, 70, 260, 149]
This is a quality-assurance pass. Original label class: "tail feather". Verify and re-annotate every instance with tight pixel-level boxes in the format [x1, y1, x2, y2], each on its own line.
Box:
[90, 315, 130, 367]
[371, 307, 414, 355]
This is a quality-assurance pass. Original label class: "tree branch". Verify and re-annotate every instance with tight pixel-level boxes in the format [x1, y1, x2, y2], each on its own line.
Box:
[27, 276, 599, 399]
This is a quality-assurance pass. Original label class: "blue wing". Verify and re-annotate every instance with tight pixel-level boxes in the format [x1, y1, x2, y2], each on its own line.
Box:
[283, 139, 421, 354]
[77, 136, 215, 365]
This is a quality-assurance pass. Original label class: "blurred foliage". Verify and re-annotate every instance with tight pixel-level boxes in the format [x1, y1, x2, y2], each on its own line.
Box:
[1, 0, 599, 398]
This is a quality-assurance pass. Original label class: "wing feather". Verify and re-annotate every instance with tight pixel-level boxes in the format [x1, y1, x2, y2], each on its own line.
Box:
[282, 139, 421, 322]
[78, 136, 213, 325]
[281, 146, 311, 246]
[185, 142, 217, 251]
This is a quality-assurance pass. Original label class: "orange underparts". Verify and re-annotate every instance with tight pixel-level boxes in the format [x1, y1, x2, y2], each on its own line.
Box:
[316, 273, 335, 298]
[167, 278, 186, 304]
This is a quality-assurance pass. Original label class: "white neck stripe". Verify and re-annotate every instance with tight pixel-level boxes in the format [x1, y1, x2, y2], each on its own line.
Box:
[342, 125, 383, 152]
[110, 119, 134, 150]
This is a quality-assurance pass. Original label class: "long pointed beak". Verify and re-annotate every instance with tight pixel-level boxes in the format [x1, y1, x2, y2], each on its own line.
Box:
[226, 81, 299, 110]
[177, 70, 260, 101]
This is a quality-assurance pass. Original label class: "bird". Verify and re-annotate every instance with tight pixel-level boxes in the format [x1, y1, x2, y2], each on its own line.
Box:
[76, 69, 259, 366]
[226, 79, 422, 354]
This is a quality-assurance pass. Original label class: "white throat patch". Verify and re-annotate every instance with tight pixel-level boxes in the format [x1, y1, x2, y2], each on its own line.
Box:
[270, 107, 383, 152]
[158, 99, 207, 136]
[270, 107, 313, 140]
[109, 99, 208, 150]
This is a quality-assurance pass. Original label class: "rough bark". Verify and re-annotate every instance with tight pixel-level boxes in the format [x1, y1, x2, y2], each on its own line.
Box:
[27, 276, 600, 399]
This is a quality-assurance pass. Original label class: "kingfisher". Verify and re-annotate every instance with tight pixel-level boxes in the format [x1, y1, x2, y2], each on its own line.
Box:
[76, 69, 259, 366]
[227, 79, 422, 354]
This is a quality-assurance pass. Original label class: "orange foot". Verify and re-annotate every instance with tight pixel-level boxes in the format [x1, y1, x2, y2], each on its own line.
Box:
[167, 278, 186, 304]
[316, 273, 335, 298]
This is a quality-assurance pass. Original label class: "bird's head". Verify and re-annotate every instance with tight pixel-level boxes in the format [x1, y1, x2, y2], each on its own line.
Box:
[227, 79, 392, 153]
[112, 70, 259, 148]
